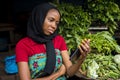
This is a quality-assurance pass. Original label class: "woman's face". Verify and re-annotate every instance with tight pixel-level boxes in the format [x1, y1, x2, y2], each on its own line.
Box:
[43, 9, 60, 35]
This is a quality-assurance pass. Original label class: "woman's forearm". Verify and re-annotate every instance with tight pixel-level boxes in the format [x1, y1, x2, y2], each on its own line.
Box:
[50, 71, 62, 80]
[50, 64, 66, 80]
[66, 58, 85, 77]
[66, 39, 90, 77]
[32, 64, 66, 80]
[32, 71, 63, 80]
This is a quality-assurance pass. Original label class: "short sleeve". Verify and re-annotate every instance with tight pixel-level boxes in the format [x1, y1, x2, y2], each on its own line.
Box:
[15, 39, 29, 62]
[59, 36, 68, 51]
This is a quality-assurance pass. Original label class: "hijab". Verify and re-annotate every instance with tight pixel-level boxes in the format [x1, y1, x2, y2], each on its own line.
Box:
[27, 3, 61, 77]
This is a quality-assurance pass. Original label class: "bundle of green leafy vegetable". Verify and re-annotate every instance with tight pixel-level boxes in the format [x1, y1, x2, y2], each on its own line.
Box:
[86, 31, 120, 55]
[57, 3, 91, 52]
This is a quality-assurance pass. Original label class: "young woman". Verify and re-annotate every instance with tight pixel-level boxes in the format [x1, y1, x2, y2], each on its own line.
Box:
[15, 2, 90, 80]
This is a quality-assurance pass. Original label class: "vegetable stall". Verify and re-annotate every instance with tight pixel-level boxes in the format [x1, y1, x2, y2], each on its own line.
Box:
[55, 0, 120, 79]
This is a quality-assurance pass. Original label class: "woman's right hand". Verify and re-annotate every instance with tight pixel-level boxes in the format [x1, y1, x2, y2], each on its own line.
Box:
[78, 39, 90, 60]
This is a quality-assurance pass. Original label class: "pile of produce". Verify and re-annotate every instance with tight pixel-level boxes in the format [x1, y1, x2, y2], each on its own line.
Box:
[79, 32, 120, 79]
[56, 2, 120, 79]
[80, 54, 120, 80]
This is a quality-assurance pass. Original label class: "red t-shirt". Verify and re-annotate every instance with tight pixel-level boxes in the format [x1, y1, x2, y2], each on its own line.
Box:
[15, 35, 67, 62]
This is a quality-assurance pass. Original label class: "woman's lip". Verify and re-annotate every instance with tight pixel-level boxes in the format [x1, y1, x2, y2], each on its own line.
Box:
[48, 29, 54, 34]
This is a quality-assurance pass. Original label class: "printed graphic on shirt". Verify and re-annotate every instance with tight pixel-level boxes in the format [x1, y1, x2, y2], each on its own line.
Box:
[29, 49, 66, 80]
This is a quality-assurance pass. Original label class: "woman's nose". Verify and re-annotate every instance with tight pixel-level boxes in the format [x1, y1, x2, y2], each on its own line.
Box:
[51, 22, 57, 29]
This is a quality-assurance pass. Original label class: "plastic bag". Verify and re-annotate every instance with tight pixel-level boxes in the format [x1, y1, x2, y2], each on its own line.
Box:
[4, 55, 18, 74]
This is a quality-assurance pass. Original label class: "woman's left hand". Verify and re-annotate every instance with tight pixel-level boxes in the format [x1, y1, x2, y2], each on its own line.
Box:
[49, 64, 66, 80]
[58, 64, 66, 75]
[78, 39, 90, 60]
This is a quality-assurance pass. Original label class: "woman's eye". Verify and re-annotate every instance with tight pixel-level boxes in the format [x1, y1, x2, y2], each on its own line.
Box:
[48, 18, 54, 22]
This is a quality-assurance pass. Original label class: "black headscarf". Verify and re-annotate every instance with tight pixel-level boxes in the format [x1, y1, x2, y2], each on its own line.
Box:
[27, 3, 61, 77]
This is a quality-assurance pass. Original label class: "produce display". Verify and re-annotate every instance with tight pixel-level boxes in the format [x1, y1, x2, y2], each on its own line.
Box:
[80, 54, 120, 80]
[56, 1, 120, 79]
[73, 32, 120, 80]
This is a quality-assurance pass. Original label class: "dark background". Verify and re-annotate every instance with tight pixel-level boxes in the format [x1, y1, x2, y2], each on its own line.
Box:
[0, 0, 120, 42]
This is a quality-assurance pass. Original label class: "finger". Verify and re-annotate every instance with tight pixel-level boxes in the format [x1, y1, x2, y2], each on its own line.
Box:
[81, 41, 90, 52]
[83, 39, 90, 45]
[83, 39, 91, 48]
[87, 39, 90, 43]
[84, 38, 88, 43]
[86, 39, 91, 52]
[78, 45, 86, 57]
[78, 45, 83, 53]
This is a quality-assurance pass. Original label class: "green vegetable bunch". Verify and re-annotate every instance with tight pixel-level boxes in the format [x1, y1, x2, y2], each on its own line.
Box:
[86, 31, 120, 55]
[57, 3, 91, 52]
[88, 0, 120, 34]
